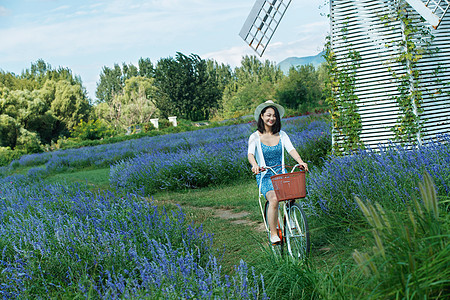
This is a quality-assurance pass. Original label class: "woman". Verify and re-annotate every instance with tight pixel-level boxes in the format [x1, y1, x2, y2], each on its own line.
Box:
[247, 100, 308, 245]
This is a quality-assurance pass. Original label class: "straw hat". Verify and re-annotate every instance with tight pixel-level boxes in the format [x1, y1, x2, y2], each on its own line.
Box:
[254, 100, 285, 121]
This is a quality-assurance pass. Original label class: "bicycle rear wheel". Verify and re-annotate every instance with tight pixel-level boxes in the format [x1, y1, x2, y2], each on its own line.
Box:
[264, 201, 284, 256]
[284, 201, 310, 259]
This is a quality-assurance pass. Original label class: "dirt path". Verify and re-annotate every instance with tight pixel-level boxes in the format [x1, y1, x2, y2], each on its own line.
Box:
[152, 197, 266, 232]
[196, 206, 266, 232]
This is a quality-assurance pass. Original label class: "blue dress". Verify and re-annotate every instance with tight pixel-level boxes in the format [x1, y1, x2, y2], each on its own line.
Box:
[256, 139, 282, 198]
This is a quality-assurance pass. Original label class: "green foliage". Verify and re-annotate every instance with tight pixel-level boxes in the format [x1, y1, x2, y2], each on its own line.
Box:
[276, 64, 325, 111]
[1, 59, 83, 92]
[157, 118, 173, 129]
[15, 128, 43, 153]
[276, 68, 307, 109]
[206, 59, 233, 91]
[95, 76, 158, 131]
[95, 62, 145, 103]
[0, 147, 26, 167]
[353, 173, 449, 299]
[70, 119, 114, 141]
[51, 80, 90, 130]
[154, 52, 221, 121]
[0, 60, 91, 150]
[257, 255, 318, 299]
[324, 31, 363, 154]
[235, 55, 283, 84]
[0, 114, 20, 148]
[220, 80, 276, 119]
[216, 55, 283, 119]
[383, 3, 435, 144]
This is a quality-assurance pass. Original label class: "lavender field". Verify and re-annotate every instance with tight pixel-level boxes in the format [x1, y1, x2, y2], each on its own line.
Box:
[0, 115, 330, 299]
[109, 116, 331, 194]
[307, 134, 450, 220]
[1, 115, 449, 298]
[0, 176, 267, 299]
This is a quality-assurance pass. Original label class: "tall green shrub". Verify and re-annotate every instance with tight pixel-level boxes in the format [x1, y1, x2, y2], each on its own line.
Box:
[70, 119, 114, 140]
[352, 172, 449, 299]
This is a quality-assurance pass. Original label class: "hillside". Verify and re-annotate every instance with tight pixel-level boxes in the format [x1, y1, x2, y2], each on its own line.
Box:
[277, 51, 325, 73]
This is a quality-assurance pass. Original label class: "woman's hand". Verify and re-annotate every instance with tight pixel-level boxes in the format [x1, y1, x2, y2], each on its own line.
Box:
[251, 165, 261, 175]
[297, 162, 308, 172]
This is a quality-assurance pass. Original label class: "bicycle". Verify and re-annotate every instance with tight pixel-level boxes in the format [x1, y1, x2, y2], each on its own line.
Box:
[258, 164, 310, 259]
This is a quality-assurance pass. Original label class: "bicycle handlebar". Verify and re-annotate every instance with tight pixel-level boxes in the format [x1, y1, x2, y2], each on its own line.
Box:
[259, 164, 305, 175]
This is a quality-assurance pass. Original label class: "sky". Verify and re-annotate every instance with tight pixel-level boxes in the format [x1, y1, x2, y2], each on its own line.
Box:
[0, 0, 330, 100]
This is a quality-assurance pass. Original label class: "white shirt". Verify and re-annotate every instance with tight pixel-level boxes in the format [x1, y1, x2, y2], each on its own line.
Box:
[247, 130, 295, 178]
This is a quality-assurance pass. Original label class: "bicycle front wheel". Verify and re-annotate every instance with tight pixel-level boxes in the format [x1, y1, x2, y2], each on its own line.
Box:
[284, 201, 310, 259]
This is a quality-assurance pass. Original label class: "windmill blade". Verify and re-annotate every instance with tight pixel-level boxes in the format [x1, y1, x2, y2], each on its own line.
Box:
[405, 0, 450, 29]
[239, 0, 292, 56]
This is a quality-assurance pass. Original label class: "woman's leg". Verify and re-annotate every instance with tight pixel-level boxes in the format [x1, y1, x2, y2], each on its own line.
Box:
[266, 190, 280, 242]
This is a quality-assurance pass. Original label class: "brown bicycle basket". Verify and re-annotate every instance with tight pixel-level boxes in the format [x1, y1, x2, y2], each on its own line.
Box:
[270, 171, 306, 201]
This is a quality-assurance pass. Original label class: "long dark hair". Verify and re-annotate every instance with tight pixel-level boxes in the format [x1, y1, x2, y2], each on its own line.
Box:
[257, 105, 281, 134]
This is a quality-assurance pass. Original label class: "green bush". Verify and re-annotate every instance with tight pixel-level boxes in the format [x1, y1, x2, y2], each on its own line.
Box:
[70, 119, 114, 141]
[0, 147, 26, 167]
[158, 118, 173, 129]
[0, 114, 20, 148]
[142, 122, 156, 132]
[352, 172, 449, 299]
[15, 128, 43, 153]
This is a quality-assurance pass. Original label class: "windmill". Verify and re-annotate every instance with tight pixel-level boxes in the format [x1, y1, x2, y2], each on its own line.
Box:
[239, 0, 292, 56]
[240, 0, 450, 148]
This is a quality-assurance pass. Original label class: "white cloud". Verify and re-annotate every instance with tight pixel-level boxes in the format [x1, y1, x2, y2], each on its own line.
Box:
[0, 0, 252, 63]
[0, 5, 9, 16]
[203, 45, 255, 67]
[49, 5, 70, 13]
[204, 19, 328, 66]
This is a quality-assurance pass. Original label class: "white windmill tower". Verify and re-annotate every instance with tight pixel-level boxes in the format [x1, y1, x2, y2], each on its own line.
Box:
[240, 0, 450, 149]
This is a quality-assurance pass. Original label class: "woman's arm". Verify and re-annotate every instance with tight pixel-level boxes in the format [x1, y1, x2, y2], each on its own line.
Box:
[248, 153, 261, 174]
[288, 149, 309, 172]
[248, 132, 261, 174]
[281, 131, 308, 171]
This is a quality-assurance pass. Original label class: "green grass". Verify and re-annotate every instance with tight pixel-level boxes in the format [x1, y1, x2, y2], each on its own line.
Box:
[153, 179, 362, 272]
[154, 180, 262, 221]
[43, 167, 111, 190]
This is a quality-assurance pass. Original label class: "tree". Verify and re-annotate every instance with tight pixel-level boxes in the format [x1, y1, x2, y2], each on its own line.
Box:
[20, 59, 84, 89]
[94, 76, 158, 131]
[0, 62, 91, 146]
[275, 64, 324, 111]
[215, 56, 282, 119]
[51, 80, 90, 130]
[275, 69, 308, 109]
[15, 128, 43, 153]
[0, 114, 20, 148]
[138, 58, 154, 78]
[206, 59, 233, 92]
[154, 52, 221, 121]
[235, 55, 283, 85]
[220, 80, 276, 119]
[96, 61, 151, 104]
[96, 64, 124, 104]
[120, 77, 158, 127]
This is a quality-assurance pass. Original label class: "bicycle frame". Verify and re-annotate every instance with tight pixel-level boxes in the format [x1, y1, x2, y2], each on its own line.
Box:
[256, 164, 310, 258]
[257, 164, 302, 234]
